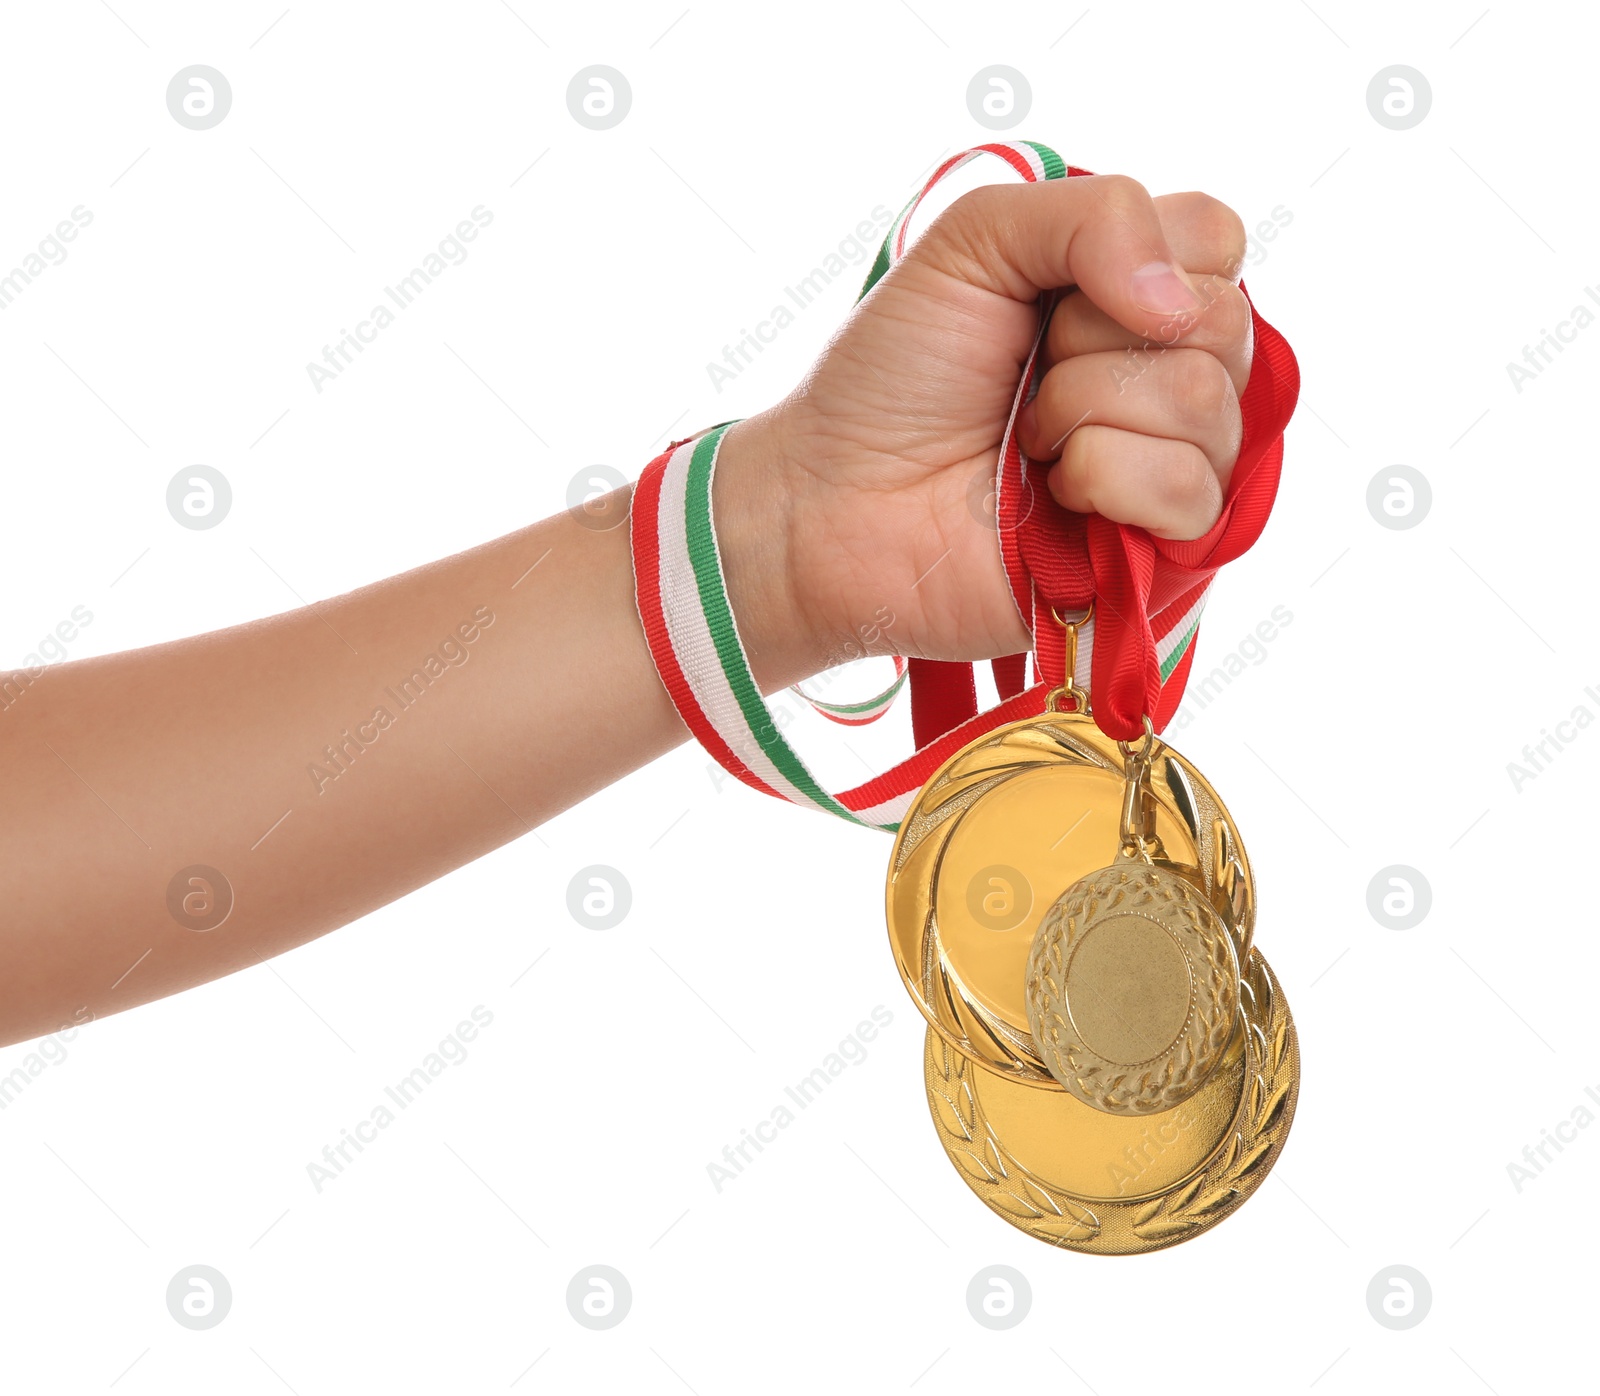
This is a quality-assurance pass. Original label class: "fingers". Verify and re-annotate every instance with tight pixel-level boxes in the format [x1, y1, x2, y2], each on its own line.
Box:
[1045, 426, 1224, 540]
[1046, 274, 1255, 395]
[905, 176, 1249, 541]
[1151, 192, 1248, 281]
[913, 174, 1209, 345]
[1021, 347, 1243, 478]
[1038, 190, 1253, 390]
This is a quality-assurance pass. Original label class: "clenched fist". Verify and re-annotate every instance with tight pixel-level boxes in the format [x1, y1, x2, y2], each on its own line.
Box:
[712, 174, 1258, 687]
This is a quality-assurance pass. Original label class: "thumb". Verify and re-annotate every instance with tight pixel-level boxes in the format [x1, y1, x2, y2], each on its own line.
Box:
[909, 173, 1206, 345]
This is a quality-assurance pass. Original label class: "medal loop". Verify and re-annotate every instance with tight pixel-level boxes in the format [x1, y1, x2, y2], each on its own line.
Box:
[1042, 602, 1092, 714]
[1115, 715, 1162, 860]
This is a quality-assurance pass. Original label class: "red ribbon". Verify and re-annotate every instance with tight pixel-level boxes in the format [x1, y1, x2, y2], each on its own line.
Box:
[911, 171, 1301, 746]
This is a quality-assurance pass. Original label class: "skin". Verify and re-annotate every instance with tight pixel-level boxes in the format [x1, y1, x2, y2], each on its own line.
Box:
[0, 176, 1255, 1049]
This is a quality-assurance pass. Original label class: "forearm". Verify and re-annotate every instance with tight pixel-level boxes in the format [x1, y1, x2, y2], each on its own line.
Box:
[0, 414, 803, 1047]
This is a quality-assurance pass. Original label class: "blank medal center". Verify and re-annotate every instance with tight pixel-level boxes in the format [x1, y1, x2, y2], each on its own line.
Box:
[1065, 915, 1192, 1064]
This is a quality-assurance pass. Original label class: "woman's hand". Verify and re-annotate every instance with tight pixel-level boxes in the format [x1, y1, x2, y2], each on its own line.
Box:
[715, 175, 1255, 683]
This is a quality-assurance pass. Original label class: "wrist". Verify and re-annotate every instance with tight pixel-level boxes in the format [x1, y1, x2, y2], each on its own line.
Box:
[711, 408, 831, 693]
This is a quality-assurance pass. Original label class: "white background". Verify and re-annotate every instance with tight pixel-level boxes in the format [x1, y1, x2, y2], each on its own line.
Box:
[1, 1, 1593, 1391]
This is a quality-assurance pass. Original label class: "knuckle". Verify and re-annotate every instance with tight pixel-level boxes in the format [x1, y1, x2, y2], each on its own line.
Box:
[1221, 394, 1244, 465]
[921, 186, 1032, 294]
[940, 184, 1012, 246]
[920, 186, 1004, 267]
[945, 184, 996, 224]
[1038, 360, 1086, 420]
[1046, 291, 1088, 358]
[1166, 349, 1233, 424]
[1091, 172, 1154, 216]
[1058, 426, 1107, 492]
[1175, 191, 1248, 276]
[922, 193, 978, 255]
[1203, 281, 1252, 350]
[1153, 444, 1217, 524]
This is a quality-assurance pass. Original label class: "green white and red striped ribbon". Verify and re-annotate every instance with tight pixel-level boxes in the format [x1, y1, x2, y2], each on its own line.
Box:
[793, 656, 908, 726]
[633, 424, 909, 828]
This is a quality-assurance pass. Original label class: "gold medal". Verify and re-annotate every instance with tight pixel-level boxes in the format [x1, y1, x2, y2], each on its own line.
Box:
[1027, 856, 1240, 1115]
[885, 610, 1299, 1252]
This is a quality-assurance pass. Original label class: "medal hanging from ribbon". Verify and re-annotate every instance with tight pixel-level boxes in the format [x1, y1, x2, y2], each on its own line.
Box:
[632, 142, 1303, 1253]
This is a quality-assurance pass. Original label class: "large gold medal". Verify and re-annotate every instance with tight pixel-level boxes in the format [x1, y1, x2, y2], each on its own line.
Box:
[885, 616, 1299, 1253]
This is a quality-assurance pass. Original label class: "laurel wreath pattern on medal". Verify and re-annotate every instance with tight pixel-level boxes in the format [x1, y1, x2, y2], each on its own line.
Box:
[1127, 967, 1296, 1244]
[924, 958, 1297, 1253]
[925, 1035, 1103, 1246]
[1026, 864, 1238, 1114]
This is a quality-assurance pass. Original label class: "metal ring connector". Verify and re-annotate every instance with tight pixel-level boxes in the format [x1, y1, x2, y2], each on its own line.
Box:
[1116, 713, 1159, 764]
[1043, 602, 1093, 713]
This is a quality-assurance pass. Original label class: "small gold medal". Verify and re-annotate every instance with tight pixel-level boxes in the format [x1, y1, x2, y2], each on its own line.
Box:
[885, 612, 1299, 1253]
